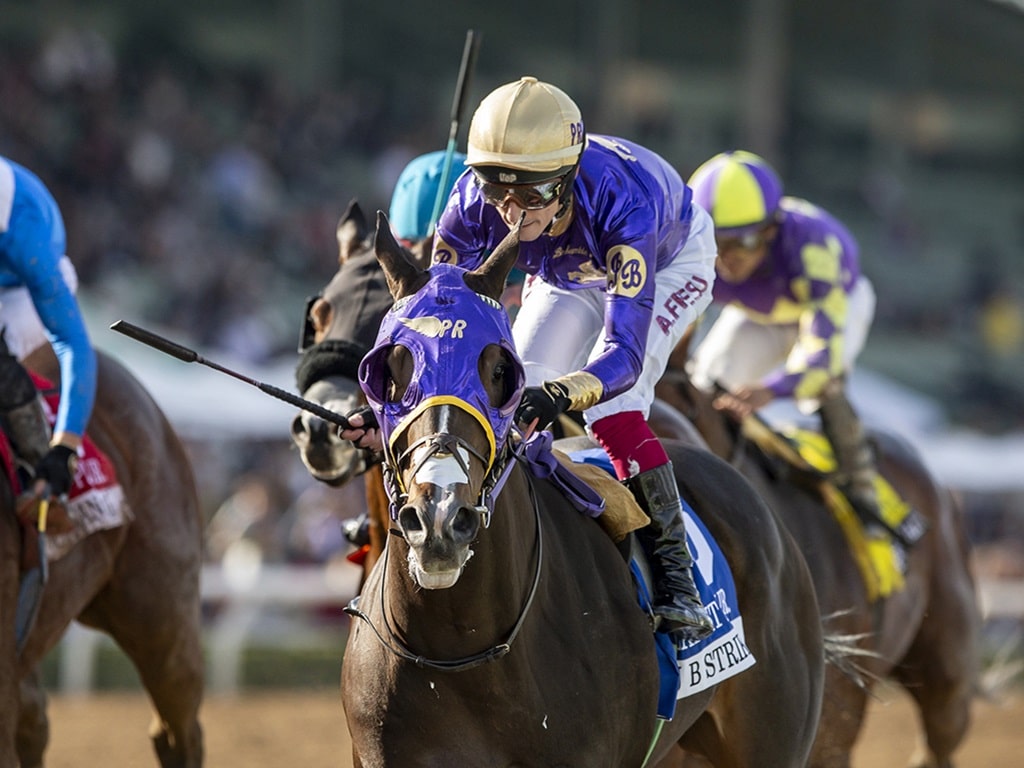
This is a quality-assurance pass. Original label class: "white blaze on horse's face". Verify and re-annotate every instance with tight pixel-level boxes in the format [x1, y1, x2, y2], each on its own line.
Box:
[405, 441, 476, 590]
[411, 442, 471, 488]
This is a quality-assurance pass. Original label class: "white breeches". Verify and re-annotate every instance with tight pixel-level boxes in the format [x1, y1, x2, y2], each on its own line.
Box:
[690, 275, 876, 411]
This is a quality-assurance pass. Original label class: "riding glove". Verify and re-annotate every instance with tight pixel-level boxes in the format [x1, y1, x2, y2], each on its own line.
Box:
[341, 405, 383, 452]
[35, 444, 79, 497]
[516, 381, 572, 430]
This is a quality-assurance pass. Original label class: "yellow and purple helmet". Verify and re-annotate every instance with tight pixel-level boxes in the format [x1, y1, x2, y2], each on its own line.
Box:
[688, 151, 783, 236]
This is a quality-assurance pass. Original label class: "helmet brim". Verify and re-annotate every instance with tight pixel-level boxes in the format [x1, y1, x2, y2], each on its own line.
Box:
[469, 164, 575, 186]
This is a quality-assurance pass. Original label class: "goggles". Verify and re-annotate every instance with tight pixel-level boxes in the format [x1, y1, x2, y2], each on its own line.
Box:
[716, 229, 768, 253]
[473, 172, 564, 210]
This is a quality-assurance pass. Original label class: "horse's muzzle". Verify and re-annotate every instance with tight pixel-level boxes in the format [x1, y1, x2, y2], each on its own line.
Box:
[398, 486, 480, 589]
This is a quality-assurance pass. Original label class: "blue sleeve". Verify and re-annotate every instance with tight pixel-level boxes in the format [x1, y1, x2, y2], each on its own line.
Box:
[3, 166, 96, 437]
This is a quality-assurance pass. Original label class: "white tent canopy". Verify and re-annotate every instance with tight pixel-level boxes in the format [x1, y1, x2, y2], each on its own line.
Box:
[89, 313, 1024, 492]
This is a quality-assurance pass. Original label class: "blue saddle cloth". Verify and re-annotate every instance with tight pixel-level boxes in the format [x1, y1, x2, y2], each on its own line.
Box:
[567, 448, 756, 720]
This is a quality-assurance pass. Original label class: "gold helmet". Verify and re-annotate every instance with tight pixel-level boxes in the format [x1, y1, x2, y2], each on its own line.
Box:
[467, 76, 585, 184]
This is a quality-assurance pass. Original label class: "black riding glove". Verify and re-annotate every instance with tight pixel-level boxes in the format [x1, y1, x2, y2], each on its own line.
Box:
[339, 405, 382, 452]
[516, 381, 572, 430]
[34, 445, 79, 497]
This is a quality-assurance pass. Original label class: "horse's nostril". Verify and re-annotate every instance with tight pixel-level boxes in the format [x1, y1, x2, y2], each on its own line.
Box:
[398, 506, 423, 534]
[291, 414, 307, 436]
[307, 417, 331, 442]
[451, 506, 480, 540]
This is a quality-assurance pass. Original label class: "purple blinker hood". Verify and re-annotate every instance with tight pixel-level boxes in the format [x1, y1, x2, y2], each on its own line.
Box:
[358, 263, 526, 463]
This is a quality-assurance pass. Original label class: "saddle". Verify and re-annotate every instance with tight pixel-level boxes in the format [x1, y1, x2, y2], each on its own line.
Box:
[739, 415, 925, 600]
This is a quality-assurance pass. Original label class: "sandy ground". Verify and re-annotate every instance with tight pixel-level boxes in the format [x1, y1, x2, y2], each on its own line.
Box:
[40, 684, 1021, 767]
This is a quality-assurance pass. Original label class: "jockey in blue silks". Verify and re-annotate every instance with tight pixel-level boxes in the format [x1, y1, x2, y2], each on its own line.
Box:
[0, 155, 95, 502]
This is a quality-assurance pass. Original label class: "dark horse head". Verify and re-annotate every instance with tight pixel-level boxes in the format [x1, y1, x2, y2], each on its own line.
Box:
[290, 201, 396, 485]
[356, 211, 524, 588]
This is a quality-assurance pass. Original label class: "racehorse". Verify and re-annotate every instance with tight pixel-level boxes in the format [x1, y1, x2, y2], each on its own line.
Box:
[3, 346, 204, 767]
[290, 200, 398, 582]
[289, 201, 706, 586]
[654, 340, 981, 768]
[340, 212, 825, 767]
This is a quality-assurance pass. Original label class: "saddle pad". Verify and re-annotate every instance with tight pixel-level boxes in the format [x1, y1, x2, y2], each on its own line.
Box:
[552, 449, 648, 542]
[745, 422, 916, 600]
[568, 448, 757, 713]
[5, 374, 134, 563]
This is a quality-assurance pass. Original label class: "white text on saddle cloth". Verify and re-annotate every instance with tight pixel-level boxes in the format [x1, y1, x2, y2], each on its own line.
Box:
[674, 507, 757, 698]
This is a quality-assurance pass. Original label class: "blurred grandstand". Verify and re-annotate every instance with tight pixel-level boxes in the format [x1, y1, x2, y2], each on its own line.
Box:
[3, 0, 1022, 605]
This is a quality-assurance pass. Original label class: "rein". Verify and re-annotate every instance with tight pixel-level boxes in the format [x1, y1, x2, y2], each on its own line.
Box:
[343, 435, 543, 672]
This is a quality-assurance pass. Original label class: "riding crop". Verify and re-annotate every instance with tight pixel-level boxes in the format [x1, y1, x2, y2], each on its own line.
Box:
[110, 319, 352, 429]
[428, 28, 481, 233]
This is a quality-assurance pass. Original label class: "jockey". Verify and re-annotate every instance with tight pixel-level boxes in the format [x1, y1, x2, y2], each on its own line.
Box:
[686, 150, 881, 525]
[0, 155, 95, 503]
[431, 76, 718, 641]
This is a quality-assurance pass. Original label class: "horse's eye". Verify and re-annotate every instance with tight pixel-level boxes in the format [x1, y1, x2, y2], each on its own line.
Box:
[492, 359, 516, 408]
[491, 360, 508, 384]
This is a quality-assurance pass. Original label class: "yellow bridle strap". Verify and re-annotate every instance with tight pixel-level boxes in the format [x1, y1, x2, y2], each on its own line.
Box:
[388, 395, 498, 476]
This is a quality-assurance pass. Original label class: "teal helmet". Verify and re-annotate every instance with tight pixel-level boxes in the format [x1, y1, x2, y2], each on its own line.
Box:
[688, 151, 784, 235]
[388, 150, 468, 240]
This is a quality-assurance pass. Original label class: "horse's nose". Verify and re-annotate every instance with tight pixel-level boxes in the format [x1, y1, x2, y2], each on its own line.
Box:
[449, 505, 480, 544]
[398, 497, 480, 547]
[307, 416, 333, 442]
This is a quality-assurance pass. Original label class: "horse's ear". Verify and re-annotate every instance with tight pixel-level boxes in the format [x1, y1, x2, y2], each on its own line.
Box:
[464, 216, 521, 302]
[374, 211, 428, 300]
[337, 200, 370, 264]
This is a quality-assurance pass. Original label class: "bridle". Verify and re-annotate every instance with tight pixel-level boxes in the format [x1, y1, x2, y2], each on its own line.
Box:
[344, 417, 543, 672]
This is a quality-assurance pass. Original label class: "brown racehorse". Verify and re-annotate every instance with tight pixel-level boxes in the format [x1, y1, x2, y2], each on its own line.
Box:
[653, 337, 981, 768]
[341, 213, 824, 767]
[3, 346, 205, 767]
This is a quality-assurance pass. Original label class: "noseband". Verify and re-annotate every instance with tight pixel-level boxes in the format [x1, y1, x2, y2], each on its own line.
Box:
[345, 425, 543, 672]
[380, 398, 516, 527]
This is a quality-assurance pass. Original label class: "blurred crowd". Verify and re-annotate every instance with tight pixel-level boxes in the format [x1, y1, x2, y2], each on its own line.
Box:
[3, 25, 1022, 571]
[0, 28, 431, 364]
[0, 28, 424, 564]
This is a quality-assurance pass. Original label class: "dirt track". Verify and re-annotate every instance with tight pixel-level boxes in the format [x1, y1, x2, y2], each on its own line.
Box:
[43, 684, 1020, 767]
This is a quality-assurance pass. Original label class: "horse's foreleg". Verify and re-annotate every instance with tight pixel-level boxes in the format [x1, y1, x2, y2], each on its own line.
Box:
[16, 668, 49, 768]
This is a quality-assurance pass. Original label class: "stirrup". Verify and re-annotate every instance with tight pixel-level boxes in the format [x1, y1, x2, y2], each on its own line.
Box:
[654, 598, 714, 642]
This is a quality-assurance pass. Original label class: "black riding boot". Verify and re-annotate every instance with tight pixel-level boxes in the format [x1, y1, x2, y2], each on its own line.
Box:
[818, 379, 881, 530]
[627, 463, 714, 642]
[0, 347, 50, 474]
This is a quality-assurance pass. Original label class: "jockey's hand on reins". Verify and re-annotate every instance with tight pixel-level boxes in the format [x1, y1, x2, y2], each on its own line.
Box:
[339, 405, 383, 453]
[34, 445, 78, 498]
[516, 381, 571, 430]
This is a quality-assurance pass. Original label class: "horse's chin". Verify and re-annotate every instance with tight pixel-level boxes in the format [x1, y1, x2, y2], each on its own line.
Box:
[307, 463, 357, 487]
[298, 450, 364, 486]
[407, 549, 473, 590]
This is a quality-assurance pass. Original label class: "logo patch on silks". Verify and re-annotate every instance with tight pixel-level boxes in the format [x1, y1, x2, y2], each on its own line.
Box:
[568, 447, 756, 710]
